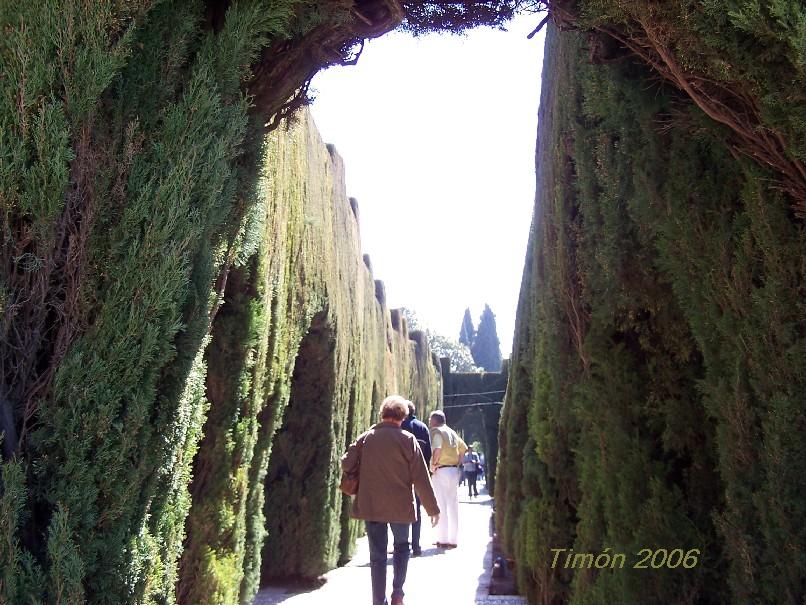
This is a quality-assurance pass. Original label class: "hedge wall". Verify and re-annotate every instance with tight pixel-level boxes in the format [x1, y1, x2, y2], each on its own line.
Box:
[0, 2, 439, 603]
[177, 112, 441, 601]
[1, 3, 305, 602]
[498, 15, 804, 605]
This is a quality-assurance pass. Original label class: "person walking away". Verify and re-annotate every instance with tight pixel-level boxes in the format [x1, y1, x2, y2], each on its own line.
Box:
[342, 395, 440, 605]
[462, 445, 480, 498]
[401, 400, 431, 557]
[428, 410, 467, 549]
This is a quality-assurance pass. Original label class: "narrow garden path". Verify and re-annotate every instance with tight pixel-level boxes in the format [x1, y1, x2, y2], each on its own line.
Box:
[253, 480, 525, 605]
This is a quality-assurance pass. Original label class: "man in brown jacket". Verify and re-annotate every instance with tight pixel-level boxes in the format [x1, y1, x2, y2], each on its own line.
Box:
[341, 395, 440, 605]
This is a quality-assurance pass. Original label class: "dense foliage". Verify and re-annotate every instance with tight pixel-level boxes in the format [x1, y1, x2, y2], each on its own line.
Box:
[0, 3, 305, 602]
[400, 0, 523, 34]
[0, 1, 460, 602]
[498, 16, 805, 605]
[546, 0, 806, 216]
[471, 304, 503, 371]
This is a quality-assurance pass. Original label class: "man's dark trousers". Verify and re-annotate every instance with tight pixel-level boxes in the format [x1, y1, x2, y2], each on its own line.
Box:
[366, 521, 410, 605]
[466, 470, 479, 497]
[410, 494, 423, 554]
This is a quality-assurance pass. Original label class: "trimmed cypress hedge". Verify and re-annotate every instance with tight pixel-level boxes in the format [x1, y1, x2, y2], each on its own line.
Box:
[498, 18, 804, 604]
[1, 3, 307, 601]
[252, 114, 442, 587]
[178, 112, 442, 602]
[0, 3, 440, 603]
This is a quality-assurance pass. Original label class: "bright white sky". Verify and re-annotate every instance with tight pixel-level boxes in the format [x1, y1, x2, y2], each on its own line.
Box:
[310, 15, 546, 357]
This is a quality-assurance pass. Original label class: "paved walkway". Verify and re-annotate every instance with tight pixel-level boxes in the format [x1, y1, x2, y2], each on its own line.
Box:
[253, 481, 525, 605]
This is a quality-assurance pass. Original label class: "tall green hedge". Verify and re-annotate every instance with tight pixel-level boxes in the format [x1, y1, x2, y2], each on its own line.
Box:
[0, 2, 442, 603]
[498, 16, 804, 604]
[0, 2, 304, 602]
[177, 113, 442, 603]
[253, 115, 442, 585]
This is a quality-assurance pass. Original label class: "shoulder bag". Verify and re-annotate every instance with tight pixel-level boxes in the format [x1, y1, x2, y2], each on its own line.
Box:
[339, 435, 365, 496]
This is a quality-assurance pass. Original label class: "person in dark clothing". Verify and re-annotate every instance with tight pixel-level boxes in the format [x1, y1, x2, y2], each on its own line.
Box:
[462, 445, 481, 498]
[401, 401, 431, 556]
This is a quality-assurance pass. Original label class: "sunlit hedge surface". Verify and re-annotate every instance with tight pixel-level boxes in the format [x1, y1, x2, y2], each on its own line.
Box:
[180, 113, 442, 604]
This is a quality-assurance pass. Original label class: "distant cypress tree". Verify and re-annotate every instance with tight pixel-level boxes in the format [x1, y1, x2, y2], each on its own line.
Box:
[471, 305, 502, 371]
[459, 307, 475, 347]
